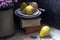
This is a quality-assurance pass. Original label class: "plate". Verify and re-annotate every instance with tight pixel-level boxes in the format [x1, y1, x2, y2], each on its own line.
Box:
[15, 8, 41, 18]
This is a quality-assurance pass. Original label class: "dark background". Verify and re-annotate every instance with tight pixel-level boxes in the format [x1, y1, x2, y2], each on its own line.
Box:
[14, 0, 60, 29]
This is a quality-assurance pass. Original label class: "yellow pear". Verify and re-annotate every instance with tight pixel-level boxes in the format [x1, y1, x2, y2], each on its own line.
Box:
[22, 5, 34, 15]
[20, 2, 27, 10]
[40, 26, 51, 38]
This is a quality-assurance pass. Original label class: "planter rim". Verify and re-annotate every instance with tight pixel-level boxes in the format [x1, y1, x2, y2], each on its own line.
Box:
[0, 7, 13, 11]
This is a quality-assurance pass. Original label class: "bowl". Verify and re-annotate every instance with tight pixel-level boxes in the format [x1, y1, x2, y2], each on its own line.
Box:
[15, 8, 41, 18]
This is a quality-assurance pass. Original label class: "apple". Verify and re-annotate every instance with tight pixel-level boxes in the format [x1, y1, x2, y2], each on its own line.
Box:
[22, 5, 34, 15]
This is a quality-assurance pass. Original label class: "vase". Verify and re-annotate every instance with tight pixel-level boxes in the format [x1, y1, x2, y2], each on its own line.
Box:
[0, 9, 14, 37]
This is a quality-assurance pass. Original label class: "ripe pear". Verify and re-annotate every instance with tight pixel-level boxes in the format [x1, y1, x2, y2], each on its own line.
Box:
[22, 5, 34, 15]
[40, 26, 51, 38]
[20, 2, 27, 10]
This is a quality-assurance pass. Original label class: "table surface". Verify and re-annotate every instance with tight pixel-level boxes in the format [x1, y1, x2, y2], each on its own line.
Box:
[0, 27, 60, 40]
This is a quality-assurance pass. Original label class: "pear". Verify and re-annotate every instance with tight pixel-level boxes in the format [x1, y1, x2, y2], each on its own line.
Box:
[40, 26, 51, 38]
[30, 2, 38, 8]
[22, 5, 34, 15]
[20, 2, 27, 10]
